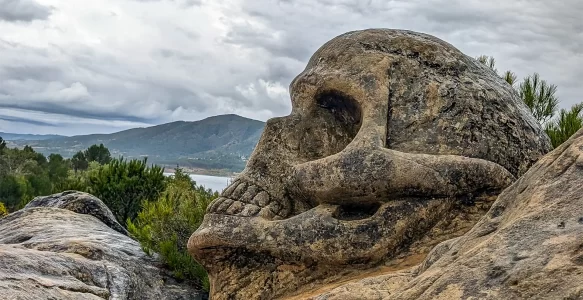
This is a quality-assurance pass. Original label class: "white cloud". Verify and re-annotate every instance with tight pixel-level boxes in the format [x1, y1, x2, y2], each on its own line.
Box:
[0, 0, 581, 135]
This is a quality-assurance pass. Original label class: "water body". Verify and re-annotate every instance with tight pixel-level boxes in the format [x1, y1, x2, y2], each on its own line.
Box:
[164, 173, 231, 193]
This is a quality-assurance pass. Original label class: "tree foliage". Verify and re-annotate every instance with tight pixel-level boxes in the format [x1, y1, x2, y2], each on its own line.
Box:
[476, 55, 580, 148]
[545, 104, 583, 148]
[519, 73, 559, 124]
[476, 55, 497, 73]
[87, 157, 166, 224]
[127, 167, 217, 290]
[85, 144, 112, 165]
[0, 175, 22, 211]
[0, 144, 57, 210]
[503, 70, 517, 87]
[0, 142, 115, 212]
[476, 54, 518, 86]
[47, 154, 70, 187]
[0, 202, 7, 218]
[72, 151, 89, 173]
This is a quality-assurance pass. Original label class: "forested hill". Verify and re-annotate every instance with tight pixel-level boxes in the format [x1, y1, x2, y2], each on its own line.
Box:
[0, 133, 65, 141]
[8, 114, 265, 171]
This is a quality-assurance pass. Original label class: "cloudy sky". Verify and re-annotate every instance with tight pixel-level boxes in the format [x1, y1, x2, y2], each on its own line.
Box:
[0, 0, 581, 136]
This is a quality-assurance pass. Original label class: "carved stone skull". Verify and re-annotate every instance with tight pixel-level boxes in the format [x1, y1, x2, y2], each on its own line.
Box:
[188, 29, 551, 300]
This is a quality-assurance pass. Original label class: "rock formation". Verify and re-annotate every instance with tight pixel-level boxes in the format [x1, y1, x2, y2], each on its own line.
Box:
[188, 29, 551, 299]
[25, 191, 128, 235]
[0, 191, 204, 300]
[303, 127, 583, 299]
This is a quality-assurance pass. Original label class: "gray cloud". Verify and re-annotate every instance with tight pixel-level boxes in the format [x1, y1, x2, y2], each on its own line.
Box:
[0, 115, 57, 127]
[0, 0, 52, 22]
[0, 0, 581, 136]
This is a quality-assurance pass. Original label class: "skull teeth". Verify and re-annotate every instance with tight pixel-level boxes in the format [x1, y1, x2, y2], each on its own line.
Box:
[231, 182, 248, 199]
[208, 181, 290, 219]
[253, 191, 270, 207]
[222, 179, 240, 196]
[240, 204, 261, 217]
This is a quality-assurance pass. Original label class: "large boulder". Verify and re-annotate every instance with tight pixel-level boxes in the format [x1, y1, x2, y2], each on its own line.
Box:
[0, 191, 204, 300]
[188, 29, 551, 299]
[303, 128, 583, 299]
[25, 191, 128, 235]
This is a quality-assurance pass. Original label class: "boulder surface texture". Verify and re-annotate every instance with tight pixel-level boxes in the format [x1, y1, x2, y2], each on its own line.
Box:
[301, 129, 583, 299]
[0, 191, 204, 300]
[188, 28, 551, 300]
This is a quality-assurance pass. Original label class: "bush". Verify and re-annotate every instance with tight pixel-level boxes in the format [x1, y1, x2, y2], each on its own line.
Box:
[545, 104, 583, 148]
[88, 158, 166, 224]
[54, 162, 101, 193]
[0, 202, 7, 218]
[127, 168, 217, 290]
[0, 146, 55, 210]
[0, 175, 22, 211]
[84, 144, 112, 165]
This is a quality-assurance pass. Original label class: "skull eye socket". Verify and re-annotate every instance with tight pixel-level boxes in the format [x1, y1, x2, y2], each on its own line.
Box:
[294, 90, 362, 162]
[316, 90, 362, 136]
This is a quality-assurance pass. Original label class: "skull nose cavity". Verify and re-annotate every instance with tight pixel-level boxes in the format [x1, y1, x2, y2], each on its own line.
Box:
[332, 202, 381, 221]
[208, 180, 290, 220]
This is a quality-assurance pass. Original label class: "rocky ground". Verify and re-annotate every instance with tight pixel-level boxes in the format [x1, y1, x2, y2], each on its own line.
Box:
[0, 191, 205, 300]
[298, 128, 583, 299]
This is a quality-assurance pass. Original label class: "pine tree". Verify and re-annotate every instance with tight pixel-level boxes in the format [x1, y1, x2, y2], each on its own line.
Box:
[71, 151, 89, 173]
[545, 104, 583, 148]
[519, 73, 559, 124]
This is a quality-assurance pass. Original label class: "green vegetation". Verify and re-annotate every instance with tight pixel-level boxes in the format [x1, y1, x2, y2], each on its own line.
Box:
[519, 73, 559, 124]
[47, 154, 70, 187]
[72, 151, 89, 172]
[57, 157, 166, 224]
[0, 141, 213, 288]
[476, 55, 497, 73]
[128, 168, 217, 290]
[71, 143, 112, 173]
[84, 144, 112, 165]
[545, 104, 583, 148]
[0, 202, 7, 217]
[477, 55, 582, 148]
[86, 158, 165, 223]
[0, 175, 23, 211]
[0, 142, 65, 210]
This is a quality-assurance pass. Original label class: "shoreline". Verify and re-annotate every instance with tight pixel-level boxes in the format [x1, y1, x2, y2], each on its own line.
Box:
[163, 166, 238, 178]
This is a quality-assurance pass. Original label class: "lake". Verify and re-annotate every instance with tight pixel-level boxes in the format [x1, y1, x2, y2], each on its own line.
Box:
[164, 173, 231, 193]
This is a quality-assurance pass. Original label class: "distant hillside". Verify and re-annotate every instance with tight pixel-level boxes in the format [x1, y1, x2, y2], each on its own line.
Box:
[0, 132, 66, 141]
[12, 114, 265, 172]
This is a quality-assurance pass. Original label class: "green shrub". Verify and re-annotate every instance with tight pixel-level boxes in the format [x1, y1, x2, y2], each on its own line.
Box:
[0, 175, 22, 211]
[88, 158, 166, 224]
[545, 104, 583, 148]
[0, 202, 7, 218]
[127, 168, 217, 290]
[84, 143, 112, 165]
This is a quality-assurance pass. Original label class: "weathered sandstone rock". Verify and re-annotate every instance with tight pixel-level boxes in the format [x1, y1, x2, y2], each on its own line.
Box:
[0, 191, 204, 300]
[189, 29, 551, 299]
[306, 128, 583, 299]
[25, 191, 128, 235]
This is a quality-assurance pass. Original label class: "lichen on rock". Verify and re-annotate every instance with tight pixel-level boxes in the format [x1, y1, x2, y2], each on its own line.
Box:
[306, 128, 583, 299]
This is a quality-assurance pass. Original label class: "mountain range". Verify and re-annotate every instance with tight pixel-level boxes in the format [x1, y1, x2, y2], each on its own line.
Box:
[2, 114, 266, 172]
[0, 132, 65, 141]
